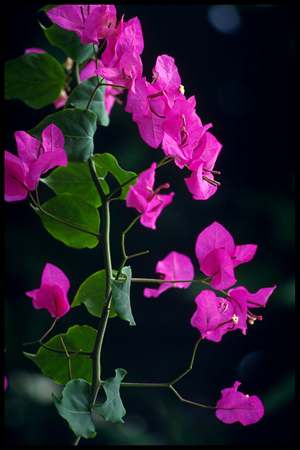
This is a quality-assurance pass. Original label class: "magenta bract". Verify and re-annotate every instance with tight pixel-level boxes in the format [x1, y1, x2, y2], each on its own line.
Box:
[46, 5, 116, 45]
[126, 162, 174, 229]
[216, 381, 264, 425]
[4, 125, 67, 202]
[195, 221, 257, 290]
[26, 263, 70, 318]
[144, 251, 194, 298]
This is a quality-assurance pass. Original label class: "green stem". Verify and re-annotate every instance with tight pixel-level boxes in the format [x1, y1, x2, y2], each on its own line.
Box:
[115, 214, 145, 280]
[88, 158, 113, 404]
[169, 385, 216, 410]
[120, 339, 215, 409]
[130, 277, 212, 284]
[74, 62, 81, 86]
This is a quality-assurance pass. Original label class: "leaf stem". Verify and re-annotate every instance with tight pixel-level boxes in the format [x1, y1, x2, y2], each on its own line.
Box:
[120, 338, 216, 410]
[115, 214, 148, 280]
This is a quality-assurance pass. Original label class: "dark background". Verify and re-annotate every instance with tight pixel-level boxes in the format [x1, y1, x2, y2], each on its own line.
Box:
[5, 5, 295, 445]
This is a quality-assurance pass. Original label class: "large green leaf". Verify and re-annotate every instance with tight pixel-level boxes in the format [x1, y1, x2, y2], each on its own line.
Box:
[23, 325, 97, 385]
[110, 267, 136, 326]
[41, 21, 95, 64]
[72, 270, 117, 318]
[32, 193, 100, 249]
[28, 108, 97, 162]
[92, 369, 127, 424]
[66, 77, 110, 126]
[41, 161, 109, 208]
[53, 379, 96, 439]
[5, 53, 65, 109]
[91, 154, 137, 200]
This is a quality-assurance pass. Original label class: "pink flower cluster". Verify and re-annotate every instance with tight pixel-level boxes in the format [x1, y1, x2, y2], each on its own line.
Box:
[47, 5, 143, 91]
[46, 4, 222, 200]
[5, 124, 67, 202]
[141, 220, 275, 425]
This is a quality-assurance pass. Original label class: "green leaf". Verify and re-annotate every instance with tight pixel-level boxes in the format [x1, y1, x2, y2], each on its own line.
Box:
[91, 153, 137, 200]
[72, 270, 117, 318]
[32, 193, 100, 249]
[5, 53, 65, 109]
[41, 161, 109, 208]
[23, 325, 97, 385]
[110, 267, 136, 326]
[66, 77, 110, 126]
[28, 108, 97, 163]
[92, 369, 127, 424]
[53, 379, 96, 439]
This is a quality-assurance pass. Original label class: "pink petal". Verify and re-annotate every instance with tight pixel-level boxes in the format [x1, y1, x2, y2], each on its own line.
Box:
[4, 151, 28, 201]
[190, 290, 224, 341]
[133, 112, 165, 148]
[126, 184, 149, 214]
[26, 263, 70, 318]
[202, 249, 236, 290]
[152, 54, 181, 91]
[42, 124, 65, 153]
[125, 77, 149, 114]
[156, 251, 194, 287]
[29, 149, 68, 180]
[41, 263, 70, 294]
[144, 283, 172, 298]
[144, 251, 194, 298]
[15, 130, 41, 166]
[231, 244, 257, 267]
[216, 381, 264, 425]
[184, 165, 217, 200]
[24, 48, 47, 54]
[47, 5, 85, 33]
[84, 6, 118, 44]
[228, 285, 277, 309]
[140, 192, 174, 229]
[195, 222, 236, 268]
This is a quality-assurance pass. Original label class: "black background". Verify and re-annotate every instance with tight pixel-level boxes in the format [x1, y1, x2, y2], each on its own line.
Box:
[5, 5, 295, 445]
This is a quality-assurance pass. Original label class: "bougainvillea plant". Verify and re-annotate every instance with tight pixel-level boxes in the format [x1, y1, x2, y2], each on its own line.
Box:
[4, 4, 276, 445]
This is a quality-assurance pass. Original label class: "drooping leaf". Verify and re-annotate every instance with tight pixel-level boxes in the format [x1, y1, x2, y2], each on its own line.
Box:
[41, 160, 109, 208]
[32, 193, 100, 249]
[28, 108, 97, 162]
[5, 53, 65, 109]
[66, 77, 109, 126]
[72, 270, 117, 318]
[92, 368, 127, 424]
[91, 153, 137, 200]
[23, 325, 97, 385]
[53, 379, 96, 439]
[110, 267, 136, 326]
